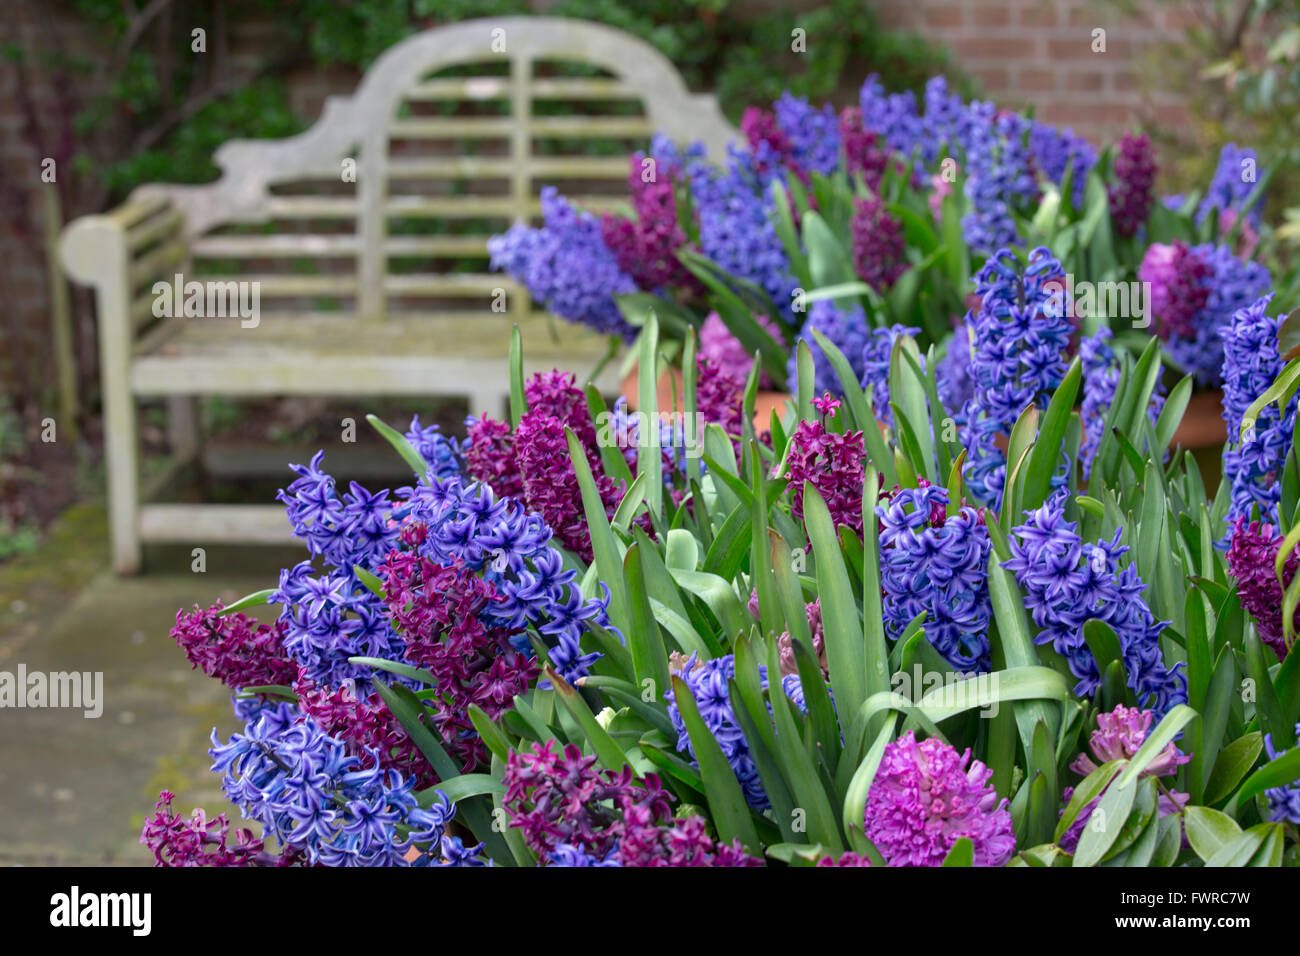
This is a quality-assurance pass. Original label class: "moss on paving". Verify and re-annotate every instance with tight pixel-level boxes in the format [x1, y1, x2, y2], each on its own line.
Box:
[0, 501, 302, 865]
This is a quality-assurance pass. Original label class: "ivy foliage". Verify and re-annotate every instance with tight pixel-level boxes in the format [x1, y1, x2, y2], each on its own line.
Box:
[48, 0, 968, 198]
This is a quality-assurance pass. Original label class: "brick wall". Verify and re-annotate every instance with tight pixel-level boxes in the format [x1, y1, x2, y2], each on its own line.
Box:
[0, 0, 1195, 418]
[868, 0, 1190, 141]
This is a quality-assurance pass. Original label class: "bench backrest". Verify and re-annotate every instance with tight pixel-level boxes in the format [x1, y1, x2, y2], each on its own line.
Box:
[75, 17, 735, 333]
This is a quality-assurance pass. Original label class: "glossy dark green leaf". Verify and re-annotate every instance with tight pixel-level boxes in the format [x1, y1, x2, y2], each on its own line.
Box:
[366, 414, 430, 478]
[548, 666, 631, 773]
[349, 656, 438, 687]
[670, 674, 761, 852]
[941, 837, 974, 867]
[219, 589, 275, 615]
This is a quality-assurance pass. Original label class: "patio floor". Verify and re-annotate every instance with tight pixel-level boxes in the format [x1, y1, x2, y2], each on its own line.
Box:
[0, 502, 302, 865]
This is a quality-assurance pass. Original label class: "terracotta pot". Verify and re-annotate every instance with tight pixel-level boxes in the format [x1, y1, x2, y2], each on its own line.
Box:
[619, 366, 791, 432]
[1169, 390, 1226, 450]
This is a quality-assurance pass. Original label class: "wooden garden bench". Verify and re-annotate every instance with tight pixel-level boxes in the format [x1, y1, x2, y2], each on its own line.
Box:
[59, 17, 735, 573]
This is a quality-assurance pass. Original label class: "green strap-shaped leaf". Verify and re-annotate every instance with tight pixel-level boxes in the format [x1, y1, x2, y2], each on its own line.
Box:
[636, 311, 664, 519]
[987, 548, 1063, 749]
[1241, 358, 1300, 434]
[1233, 744, 1300, 805]
[1116, 704, 1198, 788]
[1204, 733, 1264, 806]
[890, 337, 935, 481]
[219, 589, 275, 615]
[372, 678, 513, 863]
[1055, 760, 1125, 842]
[670, 674, 761, 853]
[349, 656, 438, 687]
[841, 717, 895, 862]
[761, 638, 844, 850]
[667, 569, 748, 640]
[366, 414, 430, 478]
[424, 773, 507, 804]
[1022, 357, 1081, 513]
[796, 339, 815, 424]
[804, 483, 869, 721]
[466, 705, 514, 765]
[565, 426, 628, 629]
[1184, 805, 1244, 863]
[509, 323, 526, 427]
[622, 542, 672, 708]
[610, 473, 647, 533]
[548, 666, 631, 773]
[941, 837, 974, 867]
[1072, 774, 1137, 867]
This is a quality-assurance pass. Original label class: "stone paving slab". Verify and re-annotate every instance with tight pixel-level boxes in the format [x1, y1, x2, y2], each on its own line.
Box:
[0, 528, 302, 866]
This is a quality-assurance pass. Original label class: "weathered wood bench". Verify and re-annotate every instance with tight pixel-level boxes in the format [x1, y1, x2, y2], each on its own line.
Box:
[59, 16, 735, 573]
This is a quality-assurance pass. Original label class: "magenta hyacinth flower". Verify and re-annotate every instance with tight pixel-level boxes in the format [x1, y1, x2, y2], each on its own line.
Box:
[782, 395, 866, 536]
[599, 152, 697, 292]
[169, 602, 299, 693]
[863, 730, 1016, 867]
[1070, 704, 1192, 779]
[817, 850, 873, 866]
[839, 106, 893, 192]
[1108, 132, 1157, 238]
[463, 415, 525, 501]
[850, 195, 906, 292]
[1227, 518, 1299, 660]
[1137, 241, 1211, 340]
[141, 790, 297, 867]
[1059, 704, 1191, 853]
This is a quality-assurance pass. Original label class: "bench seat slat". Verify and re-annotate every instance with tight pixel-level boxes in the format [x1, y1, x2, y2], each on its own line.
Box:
[130, 314, 615, 395]
[129, 317, 616, 395]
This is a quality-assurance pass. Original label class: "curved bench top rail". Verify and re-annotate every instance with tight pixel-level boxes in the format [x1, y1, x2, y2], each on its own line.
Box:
[128, 17, 738, 241]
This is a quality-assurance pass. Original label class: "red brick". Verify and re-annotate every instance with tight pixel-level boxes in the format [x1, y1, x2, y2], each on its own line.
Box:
[1017, 67, 1058, 93]
[970, 67, 1011, 91]
[1018, 2, 1059, 28]
[950, 35, 1033, 61]
[1150, 103, 1193, 127]
[1110, 69, 1140, 91]
[1064, 71, 1106, 92]
[923, 2, 967, 29]
[966, 2, 1011, 28]
[1047, 36, 1099, 59]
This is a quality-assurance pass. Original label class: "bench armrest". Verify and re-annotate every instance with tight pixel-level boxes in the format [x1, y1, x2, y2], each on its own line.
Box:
[60, 195, 189, 345]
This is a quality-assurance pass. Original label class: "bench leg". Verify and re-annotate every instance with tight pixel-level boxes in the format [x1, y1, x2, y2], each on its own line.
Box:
[103, 388, 142, 574]
[166, 395, 201, 463]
